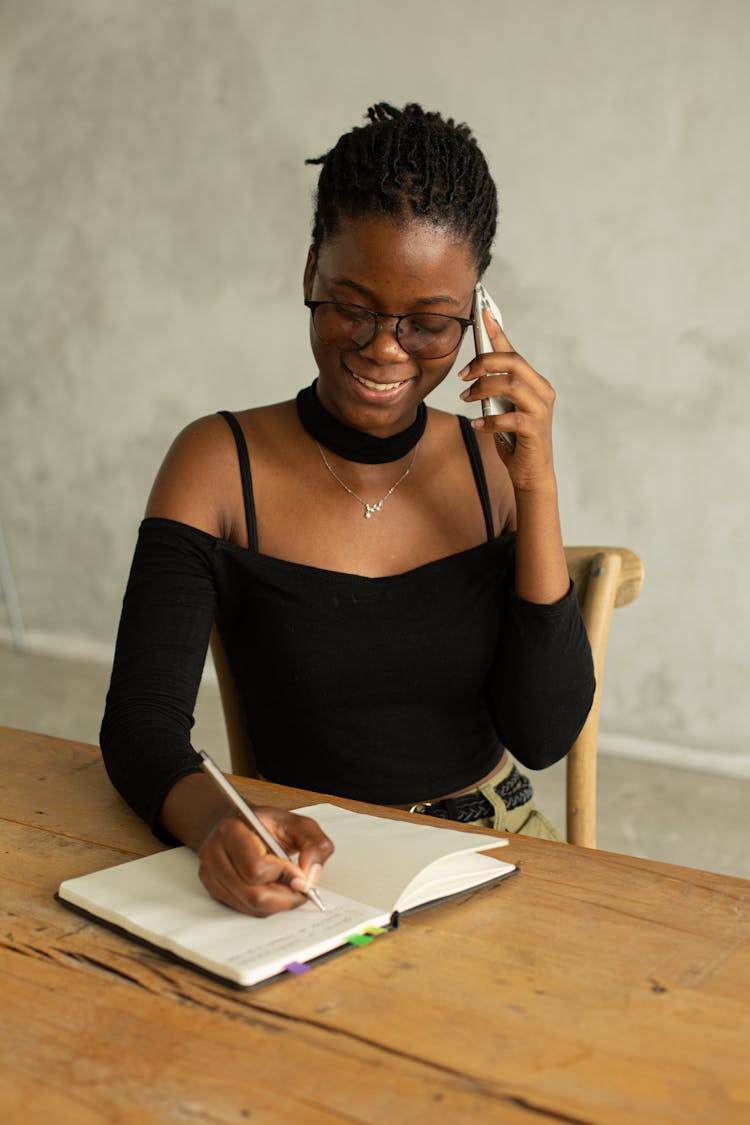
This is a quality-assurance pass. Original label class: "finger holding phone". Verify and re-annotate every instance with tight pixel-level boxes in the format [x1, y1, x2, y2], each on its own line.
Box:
[459, 283, 557, 495]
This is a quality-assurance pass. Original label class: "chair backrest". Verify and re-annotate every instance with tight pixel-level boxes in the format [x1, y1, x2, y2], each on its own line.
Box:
[211, 545, 645, 849]
[210, 627, 258, 778]
[564, 547, 644, 848]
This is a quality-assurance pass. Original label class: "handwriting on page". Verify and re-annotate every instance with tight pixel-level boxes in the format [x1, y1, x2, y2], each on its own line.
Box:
[223, 901, 381, 969]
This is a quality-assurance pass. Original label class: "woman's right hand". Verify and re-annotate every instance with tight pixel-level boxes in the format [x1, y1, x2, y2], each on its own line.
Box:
[197, 806, 334, 916]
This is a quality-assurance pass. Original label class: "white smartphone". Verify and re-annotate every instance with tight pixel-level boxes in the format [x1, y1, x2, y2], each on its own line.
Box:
[472, 282, 515, 452]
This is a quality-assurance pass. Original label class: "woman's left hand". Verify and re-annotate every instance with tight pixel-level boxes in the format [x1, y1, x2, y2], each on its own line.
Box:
[458, 309, 557, 493]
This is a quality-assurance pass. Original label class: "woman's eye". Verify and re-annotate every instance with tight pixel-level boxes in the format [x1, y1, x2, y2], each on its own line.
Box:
[406, 316, 448, 336]
[335, 303, 370, 325]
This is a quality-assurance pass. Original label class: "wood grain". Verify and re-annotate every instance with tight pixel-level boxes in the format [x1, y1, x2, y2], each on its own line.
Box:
[564, 546, 645, 848]
[565, 546, 644, 610]
[2, 727, 750, 1124]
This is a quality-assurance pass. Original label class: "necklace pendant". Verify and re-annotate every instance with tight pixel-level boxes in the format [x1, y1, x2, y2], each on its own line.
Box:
[315, 439, 420, 522]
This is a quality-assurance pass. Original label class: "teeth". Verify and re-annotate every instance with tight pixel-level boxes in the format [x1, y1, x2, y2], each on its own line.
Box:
[351, 371, 405, 392]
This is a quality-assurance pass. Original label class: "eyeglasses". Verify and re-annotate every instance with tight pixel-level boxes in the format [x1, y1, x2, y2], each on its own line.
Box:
[305, 299, 473, 359]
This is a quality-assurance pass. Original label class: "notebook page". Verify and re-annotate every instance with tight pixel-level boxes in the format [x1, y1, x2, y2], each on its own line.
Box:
[295, 804, 509, 912]
[58, 847, 388, 987]
[395, 850, 517, 913]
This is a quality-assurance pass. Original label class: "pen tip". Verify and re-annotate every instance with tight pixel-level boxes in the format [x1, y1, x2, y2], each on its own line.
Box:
[307, 887, 326, 912]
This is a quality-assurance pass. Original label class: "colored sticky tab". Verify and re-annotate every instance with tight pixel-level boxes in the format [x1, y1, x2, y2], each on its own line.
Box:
[363, 926, 388, 935]
[345, 933, 373, 946]
[285, 961, 311, 975]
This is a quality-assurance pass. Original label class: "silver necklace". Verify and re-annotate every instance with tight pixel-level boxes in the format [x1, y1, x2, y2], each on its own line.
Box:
[316, 442, 419, 519]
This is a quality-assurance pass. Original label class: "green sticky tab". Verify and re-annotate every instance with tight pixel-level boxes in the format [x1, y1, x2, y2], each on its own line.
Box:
[345, 933, 373, 946]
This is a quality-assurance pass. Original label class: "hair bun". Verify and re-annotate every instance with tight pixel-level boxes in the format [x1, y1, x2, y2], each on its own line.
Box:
[306, 102, 497, 274]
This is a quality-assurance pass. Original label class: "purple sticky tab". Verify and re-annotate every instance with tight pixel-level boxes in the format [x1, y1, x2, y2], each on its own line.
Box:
[285, 961, 311, 975]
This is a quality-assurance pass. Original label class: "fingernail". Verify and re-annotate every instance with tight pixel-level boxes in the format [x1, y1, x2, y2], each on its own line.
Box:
[459, 388, 471, 401]
[471, 418, 485, 429]
[291, 863, 322, 894]
[457, 365, 469, 379]
[307, 863, 323, 887]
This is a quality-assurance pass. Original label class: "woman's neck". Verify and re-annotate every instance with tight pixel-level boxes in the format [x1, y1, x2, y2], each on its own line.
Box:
[295, 380, 427, 464]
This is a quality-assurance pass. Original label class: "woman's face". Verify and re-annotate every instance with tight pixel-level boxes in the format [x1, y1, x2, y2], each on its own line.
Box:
[304, 215, 478, 437]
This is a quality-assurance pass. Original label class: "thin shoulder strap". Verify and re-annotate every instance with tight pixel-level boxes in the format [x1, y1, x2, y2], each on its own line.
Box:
[217, 411, 258, 552]
[458, 416, 494, 543]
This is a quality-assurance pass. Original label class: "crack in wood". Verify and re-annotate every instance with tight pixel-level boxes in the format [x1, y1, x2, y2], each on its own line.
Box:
[2, 939, 153, 991]
[505, 1095, 597, 1124]
[162, 988, 283, 1033]
[1, 938, 642, 1123]
[53, 948, 152, 990]
[198, 988, 595, 1120]
[58, 967, 595, 1119]
[2, 938, 604, 1121]
[1, 940, 55, 961]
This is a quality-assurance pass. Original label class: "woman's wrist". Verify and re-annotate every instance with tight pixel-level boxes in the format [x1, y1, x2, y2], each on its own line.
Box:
[159, 772, 236, 851]
[512, 466, 558, 499]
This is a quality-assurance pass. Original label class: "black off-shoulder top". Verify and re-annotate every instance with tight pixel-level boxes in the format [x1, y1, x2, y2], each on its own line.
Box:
[100, 413, 595, 839]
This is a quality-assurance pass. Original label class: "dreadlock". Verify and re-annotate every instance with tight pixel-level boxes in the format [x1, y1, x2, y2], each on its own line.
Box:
[306, 103, 497, 275]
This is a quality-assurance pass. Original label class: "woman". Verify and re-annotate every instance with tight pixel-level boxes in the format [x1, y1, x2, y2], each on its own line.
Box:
[101, 103, 594, 916]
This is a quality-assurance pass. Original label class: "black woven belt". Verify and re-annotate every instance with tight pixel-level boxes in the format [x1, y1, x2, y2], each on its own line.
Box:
[410, 764, 534, 823]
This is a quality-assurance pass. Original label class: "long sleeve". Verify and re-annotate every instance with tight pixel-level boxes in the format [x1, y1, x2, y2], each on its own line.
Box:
[99, 518, 219, 839]
[485, 566, 596, 771]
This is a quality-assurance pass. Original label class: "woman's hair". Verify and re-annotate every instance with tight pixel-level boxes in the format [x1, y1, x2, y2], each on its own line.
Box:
[306, 102, 497, 275]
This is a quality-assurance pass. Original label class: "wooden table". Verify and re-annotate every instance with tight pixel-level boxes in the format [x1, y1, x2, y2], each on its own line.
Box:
[2, 727, 749, 1124]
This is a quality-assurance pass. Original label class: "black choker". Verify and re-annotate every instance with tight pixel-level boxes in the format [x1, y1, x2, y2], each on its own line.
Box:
[295, 381, 427, 464]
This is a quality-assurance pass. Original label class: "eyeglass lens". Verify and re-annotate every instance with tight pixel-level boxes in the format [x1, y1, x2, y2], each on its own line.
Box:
[311, 302, 465, 358]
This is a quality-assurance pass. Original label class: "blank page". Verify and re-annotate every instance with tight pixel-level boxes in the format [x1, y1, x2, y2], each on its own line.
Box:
[295, 804, 510, 912]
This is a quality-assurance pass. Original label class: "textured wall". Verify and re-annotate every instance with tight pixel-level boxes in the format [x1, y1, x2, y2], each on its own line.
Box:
[1, 0, 748, 761]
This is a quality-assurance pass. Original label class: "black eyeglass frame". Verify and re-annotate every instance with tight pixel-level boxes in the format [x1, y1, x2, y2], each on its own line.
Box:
[304, 298, 474, 359]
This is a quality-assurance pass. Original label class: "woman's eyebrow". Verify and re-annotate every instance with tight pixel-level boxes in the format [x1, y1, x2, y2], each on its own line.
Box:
[327, 275, 460, 307]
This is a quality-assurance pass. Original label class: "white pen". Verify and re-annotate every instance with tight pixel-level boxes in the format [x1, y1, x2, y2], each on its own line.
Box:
[198, 750, 326, 912]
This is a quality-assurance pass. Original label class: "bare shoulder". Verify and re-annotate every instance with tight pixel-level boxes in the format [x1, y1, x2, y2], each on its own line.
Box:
[230, 400, 299, 458]
[145, 403, 294, 539]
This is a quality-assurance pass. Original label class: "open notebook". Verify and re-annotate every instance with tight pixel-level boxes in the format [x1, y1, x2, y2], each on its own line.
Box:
[56, 803, 517, 988]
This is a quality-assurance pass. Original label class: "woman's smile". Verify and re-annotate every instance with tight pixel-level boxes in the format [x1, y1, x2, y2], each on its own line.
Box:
[344, 362, 414, 398]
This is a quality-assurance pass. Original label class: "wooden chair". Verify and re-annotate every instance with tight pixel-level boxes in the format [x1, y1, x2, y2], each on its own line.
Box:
[211, 545, 644, 850]
[210, 627, 258, 780]
[564, 547, 644, 848]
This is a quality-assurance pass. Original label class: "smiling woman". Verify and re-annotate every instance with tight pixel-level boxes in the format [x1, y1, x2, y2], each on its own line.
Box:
[99, 103, 595, 917]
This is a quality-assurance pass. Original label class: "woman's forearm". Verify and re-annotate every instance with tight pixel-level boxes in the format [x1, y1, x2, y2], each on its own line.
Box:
[513, 480, 570, 605]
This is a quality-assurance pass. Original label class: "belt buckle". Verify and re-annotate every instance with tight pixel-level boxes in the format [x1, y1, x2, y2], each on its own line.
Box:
[409, 801, 432, 815]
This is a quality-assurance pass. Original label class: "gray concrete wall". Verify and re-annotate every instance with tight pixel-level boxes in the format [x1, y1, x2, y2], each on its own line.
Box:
[1, 0, 748, 769]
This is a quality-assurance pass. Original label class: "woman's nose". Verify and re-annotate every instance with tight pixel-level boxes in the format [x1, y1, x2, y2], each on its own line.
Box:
[359, 315, 412, 363]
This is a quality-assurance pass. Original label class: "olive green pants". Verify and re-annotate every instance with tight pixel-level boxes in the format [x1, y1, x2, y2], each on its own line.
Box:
[464, 757, 563, 841]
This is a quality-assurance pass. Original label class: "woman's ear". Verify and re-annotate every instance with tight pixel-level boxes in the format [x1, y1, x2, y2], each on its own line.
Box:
[303, 247, 317, 299]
